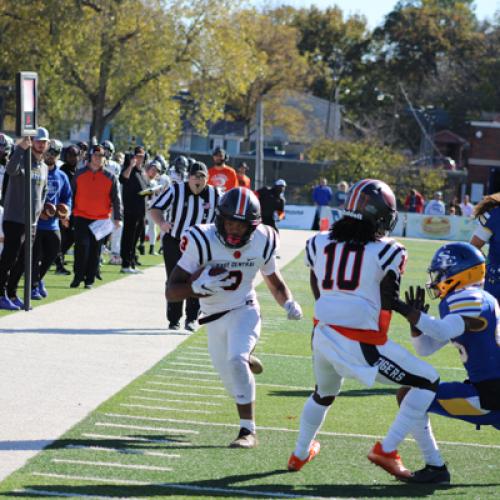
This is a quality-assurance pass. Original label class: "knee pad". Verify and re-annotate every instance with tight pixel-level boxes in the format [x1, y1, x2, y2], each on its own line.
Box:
[313, 387, 335, 407]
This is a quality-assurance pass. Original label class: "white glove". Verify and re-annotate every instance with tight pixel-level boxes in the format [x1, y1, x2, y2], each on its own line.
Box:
[284, 299, 303, 320]
[191, 267, 232, 296]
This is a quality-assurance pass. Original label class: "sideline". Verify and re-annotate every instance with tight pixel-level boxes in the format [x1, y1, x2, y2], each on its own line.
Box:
[0, 228, 313, 482]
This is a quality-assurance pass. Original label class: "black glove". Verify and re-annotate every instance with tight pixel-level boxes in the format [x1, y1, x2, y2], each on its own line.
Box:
[404, 286, 429, 313]
[380, 270, 400, 311]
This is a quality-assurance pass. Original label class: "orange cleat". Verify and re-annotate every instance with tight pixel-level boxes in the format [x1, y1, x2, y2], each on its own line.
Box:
[287, 440, 320, 472]
[368, 441, 412, 480]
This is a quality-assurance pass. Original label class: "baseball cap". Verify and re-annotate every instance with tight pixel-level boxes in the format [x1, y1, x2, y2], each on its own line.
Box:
[238, 162, 249, 170]
[34, 127, 50, 141]
[147, 160, 161, 171]
[274, 179, 287, 187]
[188, 161, 208, 177]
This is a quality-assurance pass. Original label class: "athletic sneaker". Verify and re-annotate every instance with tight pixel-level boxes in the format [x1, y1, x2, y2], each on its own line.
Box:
[38, 280, 48, 298]
[120, 267, 137, 274]
[249, 354, 264, 374]
[407, 464, 451, 484]
[288, 440, 320, 472]
[0, 296, 20, 311]
[229, 428, 257, 449]
[168, 322, 181, 331]
[108, 254, 121, 265]
[9, 296, 27, 309]
[55, 265, 71, 276]
[31, 287, 43, 300]
[185, 321, 198, 332]
[368, 441, 412, 480]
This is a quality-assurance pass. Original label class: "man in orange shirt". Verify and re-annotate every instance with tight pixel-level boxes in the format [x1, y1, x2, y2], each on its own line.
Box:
[236, 161, 251, 189]
[208, 147, 238, 193]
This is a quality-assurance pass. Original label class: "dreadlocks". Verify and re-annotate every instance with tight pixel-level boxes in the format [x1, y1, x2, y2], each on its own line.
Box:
[329, 217, 377, 245]
[474, 193, 500, 218]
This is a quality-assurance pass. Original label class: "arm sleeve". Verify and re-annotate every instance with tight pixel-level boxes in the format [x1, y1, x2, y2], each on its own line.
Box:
[411, 334, 448, 356]
[260, 229, 280, 276]
[5, 147, 25, 176]
[415, 312, 465, 342]
[111, 177, 123, 220]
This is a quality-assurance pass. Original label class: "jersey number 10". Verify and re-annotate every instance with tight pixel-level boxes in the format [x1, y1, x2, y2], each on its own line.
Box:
[322, 242, 364, 291]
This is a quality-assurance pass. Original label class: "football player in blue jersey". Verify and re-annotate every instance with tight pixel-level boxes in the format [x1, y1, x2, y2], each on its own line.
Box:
[393, 242, 500, 484]
[470, 193, 500, 300]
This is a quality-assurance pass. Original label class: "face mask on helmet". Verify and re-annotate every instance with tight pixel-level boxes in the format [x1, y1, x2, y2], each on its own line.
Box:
[344, 179, 398, 235]
[426, 243, 486, 299]
[215, 188, 261, 248]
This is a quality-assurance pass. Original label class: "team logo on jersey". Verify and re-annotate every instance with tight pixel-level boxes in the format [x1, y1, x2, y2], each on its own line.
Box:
[233, 250, 241, 259]
[180, 235, 188, 252]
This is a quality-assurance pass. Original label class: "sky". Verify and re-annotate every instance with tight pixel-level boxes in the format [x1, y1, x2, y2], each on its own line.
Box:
[249, 0, 499, 28]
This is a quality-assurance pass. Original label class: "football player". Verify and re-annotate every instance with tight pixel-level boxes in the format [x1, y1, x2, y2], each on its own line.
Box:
[166, 187, 303, 448]
[287, 179, 440, 482]
[470, 193, 500, 301]
[393, 242, 500, 484]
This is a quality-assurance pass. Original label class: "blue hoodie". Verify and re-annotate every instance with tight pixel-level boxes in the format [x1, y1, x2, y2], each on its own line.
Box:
[37, 166, 72, 231]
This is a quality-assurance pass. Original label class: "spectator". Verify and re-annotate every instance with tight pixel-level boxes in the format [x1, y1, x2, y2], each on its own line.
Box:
[142, 160, 162, 255]
[208, 147, 238, 193]
[168, 155, 188, 184]
[460, 194, 474, 217]
[333, 181, 349, 208]
[236, 161, 251, 188]
[424, 191, 446, 215]
[150, 161, 220, 331]
[119, 146, 148, 273]
[404, 189, 425, 213]
[71, 144, 122, 289]
[0, 128, 49, 310]
[76, 141, 88, 169]
[0, 133, 14, 202]
[31, 139, 72, 300]
[54, 144, 80, 275]
[102, 140, 121, 177]
[312, 178, 332, 230]
[449, 196, 462, 216]
[256, 179, 286, 231]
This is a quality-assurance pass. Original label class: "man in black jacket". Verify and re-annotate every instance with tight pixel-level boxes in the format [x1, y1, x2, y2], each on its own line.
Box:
[119, 146, 148, 273]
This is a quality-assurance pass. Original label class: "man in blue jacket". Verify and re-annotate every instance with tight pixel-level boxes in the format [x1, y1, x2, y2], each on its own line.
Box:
[32, 140, 72, 299]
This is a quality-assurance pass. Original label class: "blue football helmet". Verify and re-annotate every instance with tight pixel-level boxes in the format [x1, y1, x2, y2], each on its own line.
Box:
[427, 242, 485, 298]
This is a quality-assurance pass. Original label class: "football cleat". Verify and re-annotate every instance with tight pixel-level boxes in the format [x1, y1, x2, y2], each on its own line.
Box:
[288, 440, 320, 472]
[368, 441, 411, 480]
[249, 354, 263, 374]
[407, 464, 451, 484]
[229, 428, 257, 449]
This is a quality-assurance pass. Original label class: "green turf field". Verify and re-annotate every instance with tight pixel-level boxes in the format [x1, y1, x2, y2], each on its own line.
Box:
[1, 238, 499, 499]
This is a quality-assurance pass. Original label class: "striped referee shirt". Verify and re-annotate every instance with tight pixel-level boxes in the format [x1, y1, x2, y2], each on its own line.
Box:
[151, 181, 220, 240]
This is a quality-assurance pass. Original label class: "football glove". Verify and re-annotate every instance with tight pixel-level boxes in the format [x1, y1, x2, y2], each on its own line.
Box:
[191, 267, 232, 296]
[284, 299, 303, 320]
[405, 285, 429, 313]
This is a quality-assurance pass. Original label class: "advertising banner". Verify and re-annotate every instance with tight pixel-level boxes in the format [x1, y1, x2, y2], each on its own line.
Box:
[278, 205, 316, 230]
[405, 214, 477, 241]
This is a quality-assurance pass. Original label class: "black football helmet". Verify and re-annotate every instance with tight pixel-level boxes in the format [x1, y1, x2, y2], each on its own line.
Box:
[215, 187, 261, 248]
[343, 179, 398, 235]
[173, 155, 189, 174]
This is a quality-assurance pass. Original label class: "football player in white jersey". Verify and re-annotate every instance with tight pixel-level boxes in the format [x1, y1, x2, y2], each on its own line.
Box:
[166, 187, 303, 448]
[287, 179, 441, 482]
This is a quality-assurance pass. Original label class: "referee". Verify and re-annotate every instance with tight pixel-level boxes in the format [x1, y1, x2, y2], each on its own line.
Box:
[150, 161, 220, 331]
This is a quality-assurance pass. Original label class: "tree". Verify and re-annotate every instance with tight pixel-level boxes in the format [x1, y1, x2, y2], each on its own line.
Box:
[0, 0, 257, 147]
[224, 7, 310, 142]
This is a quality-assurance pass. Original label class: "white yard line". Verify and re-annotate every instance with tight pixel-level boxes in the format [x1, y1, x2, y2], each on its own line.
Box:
[30, 473, 329, 499]
[160, 368, 218, 376]
[95, 422, 197, 434]
[130, 395, 222, 406]
[14, 488, 139, 499]
[64, 444, 180, 458]
[140, 387, 228, 398]
[120, 403, 214, 414]
[52, 458, 172, 472]
[170, 361, 212, 368]
[147, 380, 224, 390]
[102, 414, 199, 433]
[119, 416, 500, 450]
[81, 433, 180, 444]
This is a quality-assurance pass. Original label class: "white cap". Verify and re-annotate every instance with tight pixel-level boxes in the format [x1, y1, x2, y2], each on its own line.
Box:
[34, 127, 50, 141]
[274, 179, 287, 187]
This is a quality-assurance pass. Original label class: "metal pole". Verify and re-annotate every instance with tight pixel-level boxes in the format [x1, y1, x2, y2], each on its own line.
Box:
[23, 145, 32, 311]
[255, 99, 264, 190]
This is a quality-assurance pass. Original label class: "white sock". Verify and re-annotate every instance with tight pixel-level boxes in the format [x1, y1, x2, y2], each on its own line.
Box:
[412, 416, 444, 466]
[382, 388, 435, 453]
[294, 396, 330, 460]
[240, 419, 255, 433]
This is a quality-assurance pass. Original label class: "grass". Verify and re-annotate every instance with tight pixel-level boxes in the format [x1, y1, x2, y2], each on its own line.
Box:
[0, 237, 499, 499]
[0, 248, 164, 317]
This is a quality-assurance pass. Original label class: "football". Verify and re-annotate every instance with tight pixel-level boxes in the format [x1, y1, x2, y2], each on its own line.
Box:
[189, 265, 227, 283]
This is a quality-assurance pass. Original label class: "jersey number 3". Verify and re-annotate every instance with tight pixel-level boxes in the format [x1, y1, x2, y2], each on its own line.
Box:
[322, 242, 364, 291]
